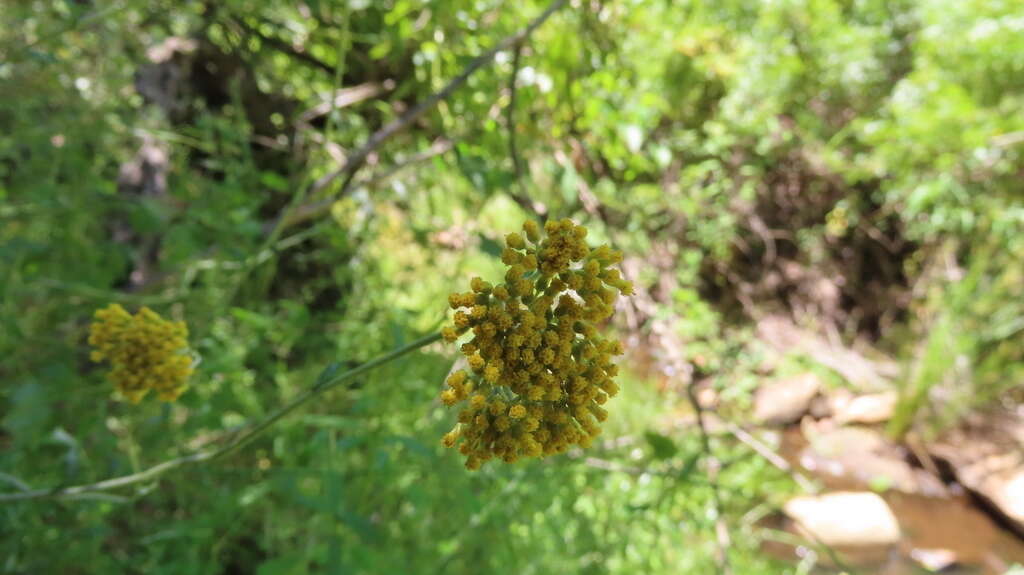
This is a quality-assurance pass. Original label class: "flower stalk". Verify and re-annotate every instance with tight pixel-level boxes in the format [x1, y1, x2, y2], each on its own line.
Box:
[0, 331, 442, 503]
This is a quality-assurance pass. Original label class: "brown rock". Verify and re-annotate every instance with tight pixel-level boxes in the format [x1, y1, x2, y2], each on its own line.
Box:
[797, 423, 945, 496]
[784, 491, 901, 547]
[832, 391, 898, 425]
[754, 373, 821, 425]
[933, 409, 1024, 533]
[910, 548, 957, 572]
[948, 455, 1024, 530]
[757, 316, 898, 391]
[808, 395, 834, 419]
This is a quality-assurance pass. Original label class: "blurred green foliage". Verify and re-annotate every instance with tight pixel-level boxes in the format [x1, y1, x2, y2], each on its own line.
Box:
[1, 0, 1022, 573]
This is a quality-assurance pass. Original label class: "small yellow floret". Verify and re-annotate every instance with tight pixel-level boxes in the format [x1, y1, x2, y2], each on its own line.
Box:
[441, 389, 458, 406]
[483, 364, 501, 382]
[506, 232, 525, 249]
[470, 393, 487, 409]
[468, 353, 486, 372]
[442, 430, 460, 447]
[523, 220, 540, 242]
[447, 370, 468, 388]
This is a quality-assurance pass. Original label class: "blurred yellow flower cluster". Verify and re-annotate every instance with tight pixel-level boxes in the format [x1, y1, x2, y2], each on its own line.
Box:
[440, 219, 633, 469]
[88, 304, 193, 403]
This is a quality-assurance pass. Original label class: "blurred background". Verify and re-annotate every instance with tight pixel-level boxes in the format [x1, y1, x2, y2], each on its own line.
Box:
[2, 1, 1023, 573]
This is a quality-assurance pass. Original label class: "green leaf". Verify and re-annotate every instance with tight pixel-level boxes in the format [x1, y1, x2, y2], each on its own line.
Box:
[259, 171, 290, 193]
[256, 553, 307, 575]
[230, 307, 274, 329]
[315, 361, 343, 389]
[3, 381, 53, 444]
[644, 431, 678, 460]
[478, 235, 503, 258]
[369, 41, 391, 60]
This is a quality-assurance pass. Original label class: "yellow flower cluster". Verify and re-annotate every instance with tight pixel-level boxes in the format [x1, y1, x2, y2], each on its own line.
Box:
[88, 304, 193, 403]
[440, 219, 633, 469]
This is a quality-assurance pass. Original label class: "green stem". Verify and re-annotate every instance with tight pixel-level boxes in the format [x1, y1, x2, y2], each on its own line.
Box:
[123, 414, 141, 474]
[0, 331, 443, 503]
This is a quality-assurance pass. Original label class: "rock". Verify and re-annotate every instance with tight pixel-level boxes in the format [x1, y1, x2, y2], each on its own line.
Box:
[796, 423, 946, 496]
[910, 548, 958, 572]
[757, 316, 898, 391]
[1003, 471, 1024, 521]
[754, 373, 821, 425]
[951, 457, 1024, 531]
[696, 386, 719, 410]
[932, 409, 1024, 534]
[808, 394, 833, 419]
[832, 391, 898, 425]
[784, 491, 901, 547]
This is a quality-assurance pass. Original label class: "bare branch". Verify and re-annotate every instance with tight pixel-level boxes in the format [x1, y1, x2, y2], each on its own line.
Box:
[297, 81, 395, 125]
[507, 41, 525, 182]
[231, 16, 335, 73]
[269, 138, 454, 233]
[298, 0, 568, 209]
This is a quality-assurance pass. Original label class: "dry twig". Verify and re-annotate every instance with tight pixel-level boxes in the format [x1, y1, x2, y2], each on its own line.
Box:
[722, 422, 818, 494]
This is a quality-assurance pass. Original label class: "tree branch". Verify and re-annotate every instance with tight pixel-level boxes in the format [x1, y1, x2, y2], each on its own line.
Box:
[507, 41, 525, 182]
[297, 81, 395, 126]
[0, 332, 443, 503]
[268, 138, 454, 233]
[503, 40, 549, 219]
[231, 16, 335, 74]
[287, 0, 568, 228]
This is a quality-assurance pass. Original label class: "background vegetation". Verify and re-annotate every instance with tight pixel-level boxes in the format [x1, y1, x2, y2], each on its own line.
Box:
[2, 0, 1022, 573]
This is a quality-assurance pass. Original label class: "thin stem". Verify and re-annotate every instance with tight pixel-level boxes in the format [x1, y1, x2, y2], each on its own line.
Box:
[686, 382, 734, 575]
[34, 279, 186, 306]
[0, 472, 31, 492]
[224, 6, 353, 309]
[123, 415, 141, 474]
[503, 41, 548, 219]
[0, 332, 443, 503]
[324, 2, 352, 152]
